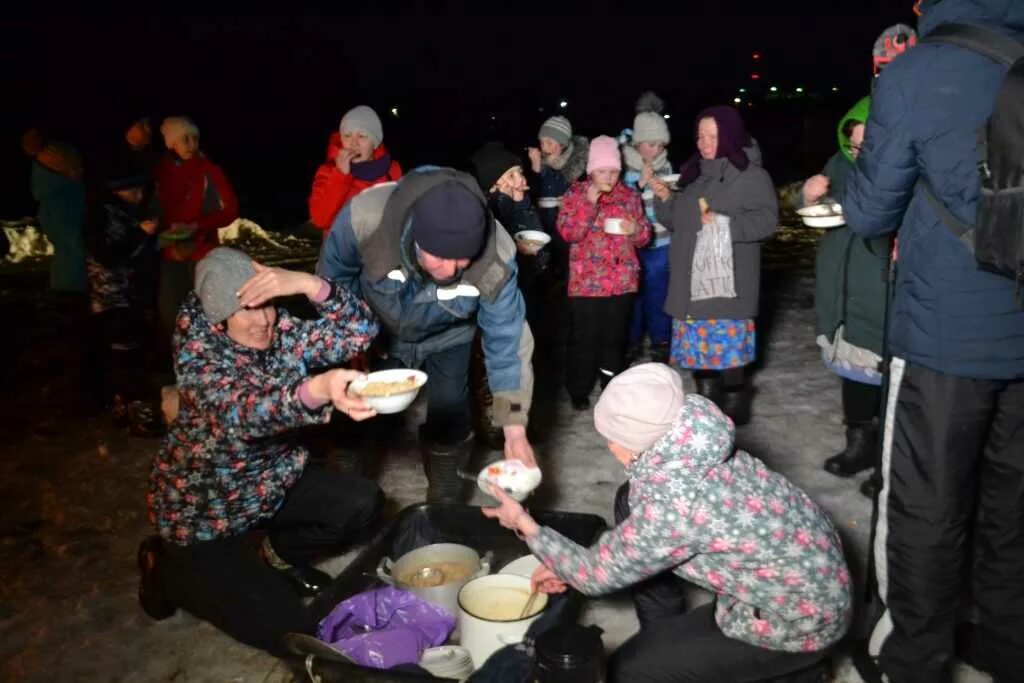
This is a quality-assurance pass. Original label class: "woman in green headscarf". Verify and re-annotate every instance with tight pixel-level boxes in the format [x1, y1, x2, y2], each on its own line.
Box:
[798, 96, 892, 498]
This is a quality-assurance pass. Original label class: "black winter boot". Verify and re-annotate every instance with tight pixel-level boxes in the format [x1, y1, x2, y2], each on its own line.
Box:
[420, 433, 473, 504]
[825, 421, 879, 477]
[718, 386, 752, 426]
[694, 374, 721, 403]
[137, 536, 176, 620]
[860, 469, 883, 499]
[649, 342, 671, 365]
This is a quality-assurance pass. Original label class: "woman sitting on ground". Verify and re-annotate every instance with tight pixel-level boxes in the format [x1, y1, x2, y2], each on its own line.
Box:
[139, 247, 382, 656]
[484, 363, 852, 682]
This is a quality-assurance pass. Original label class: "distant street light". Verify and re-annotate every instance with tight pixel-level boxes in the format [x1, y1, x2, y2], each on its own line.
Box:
[390, 107, 399, 117]
[739, 88, 747, 93]
[663, 114, 670, 120]
[733, 97, 742, 104]
[769, 86, 778, 92]
[796, 87, 804, 93]
[832, 86, 840, 92]
[559, 100, 568, 108]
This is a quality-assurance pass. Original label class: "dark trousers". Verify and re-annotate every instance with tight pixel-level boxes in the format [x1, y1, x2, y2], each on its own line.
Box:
[694, 367, 746, 389]
[609, 483, 824, 682]
[841, 378, 880, 424]
[872, 359, 1024, 683]
[629, 245, 672, 348]
[566, 294, 635, 402]
[156, 260, 195, 375]
[156, 467, 382, 656]
[83, 307, 148, 406]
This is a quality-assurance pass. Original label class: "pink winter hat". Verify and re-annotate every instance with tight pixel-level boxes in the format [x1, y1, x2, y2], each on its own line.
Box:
[594, 363, 685, 453]
[587, 135, 622, 173]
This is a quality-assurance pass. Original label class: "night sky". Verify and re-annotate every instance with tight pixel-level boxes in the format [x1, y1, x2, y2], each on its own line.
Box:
[1, 3, 914, 226]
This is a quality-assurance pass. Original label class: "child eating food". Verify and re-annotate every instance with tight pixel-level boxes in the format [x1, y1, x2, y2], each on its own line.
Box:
[483, 363, 851, 682]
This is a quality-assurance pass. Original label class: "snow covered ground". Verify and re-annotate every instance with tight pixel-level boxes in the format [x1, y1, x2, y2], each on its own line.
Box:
[0, 222, 989, 682]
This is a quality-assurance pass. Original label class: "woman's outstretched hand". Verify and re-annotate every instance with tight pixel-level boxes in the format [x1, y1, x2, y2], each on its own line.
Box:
[482, 485, 540, 538]
[530, 564, 568, 595]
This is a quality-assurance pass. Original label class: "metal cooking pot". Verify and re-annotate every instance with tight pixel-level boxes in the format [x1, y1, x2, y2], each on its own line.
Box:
[376, 543, 491, 619]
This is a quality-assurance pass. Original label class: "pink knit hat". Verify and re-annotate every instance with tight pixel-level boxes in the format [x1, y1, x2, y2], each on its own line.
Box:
[587, 135, 622, 173]
[594, 363, 685, 453]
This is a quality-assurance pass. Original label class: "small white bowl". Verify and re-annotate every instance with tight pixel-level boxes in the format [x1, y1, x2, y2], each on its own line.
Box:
[537, 197, 562, 209]
[477, 460, 543, 502]
[603, 217, 633, 235]
[514, 230, 551, 255]
[797, 202, 845, 228]
[347, 369, 428, 414]
[661, 173, 681, 189]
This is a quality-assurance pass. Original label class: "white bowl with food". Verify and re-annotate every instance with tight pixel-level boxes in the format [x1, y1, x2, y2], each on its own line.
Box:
[797, 202, 845, 228]
[477, 459, 543, 502]
[347, 369, 428, 414]
[514, 230, 551, 256]
[603, 217, 634, 235]
[661, 173, 681, 189]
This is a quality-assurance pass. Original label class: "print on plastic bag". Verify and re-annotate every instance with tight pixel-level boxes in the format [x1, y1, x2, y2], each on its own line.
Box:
[690, 212, 737, 301]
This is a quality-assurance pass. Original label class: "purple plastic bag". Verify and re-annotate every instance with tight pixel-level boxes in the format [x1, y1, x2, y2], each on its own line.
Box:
[316, 586, 456, 670]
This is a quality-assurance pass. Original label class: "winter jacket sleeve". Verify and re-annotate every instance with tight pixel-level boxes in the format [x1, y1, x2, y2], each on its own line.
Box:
[277, 280, 378, 369]
[496, 194, 545, 234]
[653, 193, 678, 231]
[841, 71, 918, 238]
[316, 203, 364, 296]
[175, 324, 332, 442]
[477, 230, 535, 427]
[388, 160, 404, 182]
[557, 184, 598, 243]
[725, 168, 779, 243]
[527, 477, 691, 596]
[308, 163, 356, 231]
[194, 162, 239, 236]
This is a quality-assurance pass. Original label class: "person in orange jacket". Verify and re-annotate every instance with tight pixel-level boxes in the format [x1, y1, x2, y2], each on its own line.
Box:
[153, 116, 239, 368]
[307, 106, 402, 233]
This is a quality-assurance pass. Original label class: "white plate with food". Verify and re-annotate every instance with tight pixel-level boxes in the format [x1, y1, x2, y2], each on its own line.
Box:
[477, 460, 542, 502]
[797, 202, 845, 228]
[347, 369, 428, 414]
[603, 217, 634, 235]
[500, 554, 542, 579]
[514, 230, 551, 256]
[661, 173, 681, 190]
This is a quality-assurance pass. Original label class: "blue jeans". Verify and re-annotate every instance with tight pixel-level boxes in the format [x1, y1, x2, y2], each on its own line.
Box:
[629, 245, 672, 348]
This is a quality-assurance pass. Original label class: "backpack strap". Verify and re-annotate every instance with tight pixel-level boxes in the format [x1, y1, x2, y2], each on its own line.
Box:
[916, 178, 976, 252]
[923, 23, 1024, 65]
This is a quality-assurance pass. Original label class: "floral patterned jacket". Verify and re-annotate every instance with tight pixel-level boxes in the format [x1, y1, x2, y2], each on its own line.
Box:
[557, 180, 651, 297]
[147, 282, 377, 545]
[527, 395, 852, 653]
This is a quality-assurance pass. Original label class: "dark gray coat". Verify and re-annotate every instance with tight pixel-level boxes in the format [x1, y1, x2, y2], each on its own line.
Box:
[655, 157, 778, 320]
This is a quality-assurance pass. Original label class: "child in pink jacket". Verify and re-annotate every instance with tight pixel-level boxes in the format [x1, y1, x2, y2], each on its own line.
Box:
[557, 136, 651, 410]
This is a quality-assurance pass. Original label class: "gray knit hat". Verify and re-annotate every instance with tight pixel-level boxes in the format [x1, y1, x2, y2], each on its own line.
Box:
[538, 116, 572, 147]
[632, 91, 670, 145]
[593, 363, 685, 453]
[194, 247, 256, 324]
[339, 105, 383, 147]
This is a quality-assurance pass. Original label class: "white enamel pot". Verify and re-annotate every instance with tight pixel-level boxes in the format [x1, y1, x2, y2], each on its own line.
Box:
[457, 573, 548, 669]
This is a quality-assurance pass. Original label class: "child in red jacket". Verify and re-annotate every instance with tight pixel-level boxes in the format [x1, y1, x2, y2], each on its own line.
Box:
[558, 136, 651, 410]
[153, 116, 239, 367]
[307, 106, 402, 232]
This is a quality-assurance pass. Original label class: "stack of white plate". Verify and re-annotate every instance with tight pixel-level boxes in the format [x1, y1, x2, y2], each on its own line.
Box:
[419, 645, 475, 680]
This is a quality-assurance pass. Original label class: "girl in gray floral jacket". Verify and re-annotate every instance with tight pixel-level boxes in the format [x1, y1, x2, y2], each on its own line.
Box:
[484, 363, 851, 682]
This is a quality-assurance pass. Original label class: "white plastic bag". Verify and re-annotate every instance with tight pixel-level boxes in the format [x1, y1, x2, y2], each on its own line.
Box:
[690, 213, 737, 301]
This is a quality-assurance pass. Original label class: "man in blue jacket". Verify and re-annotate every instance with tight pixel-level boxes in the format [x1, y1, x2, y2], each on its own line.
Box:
[318, 167, 536, 502]
[841, 1, 1024, 681]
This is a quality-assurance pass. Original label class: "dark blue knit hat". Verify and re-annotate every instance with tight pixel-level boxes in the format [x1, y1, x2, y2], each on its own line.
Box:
[411, 181, 487, 260]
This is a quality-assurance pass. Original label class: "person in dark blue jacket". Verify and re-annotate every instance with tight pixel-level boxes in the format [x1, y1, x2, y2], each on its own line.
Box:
[840, 1, 1024, 681]
[317, 167, 537, 503]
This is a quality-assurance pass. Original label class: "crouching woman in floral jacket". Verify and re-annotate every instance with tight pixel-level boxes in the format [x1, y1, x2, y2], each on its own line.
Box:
[139, 247, 382, 656]
[485, 364, 851, 682]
